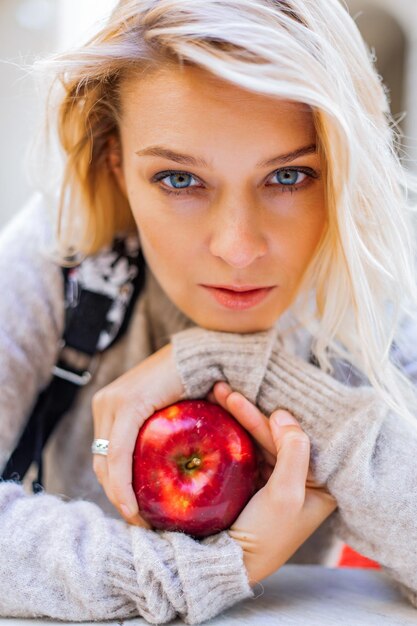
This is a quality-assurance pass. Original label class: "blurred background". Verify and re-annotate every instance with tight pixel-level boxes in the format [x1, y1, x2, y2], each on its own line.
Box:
[0, 0, 417, 229]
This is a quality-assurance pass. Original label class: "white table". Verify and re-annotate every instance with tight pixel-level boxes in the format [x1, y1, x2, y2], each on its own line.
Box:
[1, 565, 416, 625]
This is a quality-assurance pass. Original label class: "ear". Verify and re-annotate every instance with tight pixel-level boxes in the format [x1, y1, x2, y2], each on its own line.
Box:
[107, 134, 128, 197]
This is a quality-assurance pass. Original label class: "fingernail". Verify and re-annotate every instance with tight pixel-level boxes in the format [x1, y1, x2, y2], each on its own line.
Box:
[271, 410, 298, 426]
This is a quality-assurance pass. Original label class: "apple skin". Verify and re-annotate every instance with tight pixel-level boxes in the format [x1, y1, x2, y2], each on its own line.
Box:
[132, 399, 259, 538]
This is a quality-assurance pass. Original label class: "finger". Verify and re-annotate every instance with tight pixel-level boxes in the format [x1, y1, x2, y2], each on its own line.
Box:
[91, 393, 147, 525]
[92, 453, 109, 494]
[225, 392, 276, 463]
[213, 385, 277, 466]
[207, 381, 231, 404]
[106, 407, 151, 527]
[270, 411, 320, 489]
[91, 393, 114, 491]
[206, 383, 232, 409]
[212, 382, 233, 408]
[267, 411, 310, 501]
[254, 441, 276, 469]
[210, 385, 276, 467]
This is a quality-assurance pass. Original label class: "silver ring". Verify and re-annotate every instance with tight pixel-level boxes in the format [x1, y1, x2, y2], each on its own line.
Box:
[91, 438, 109, 456]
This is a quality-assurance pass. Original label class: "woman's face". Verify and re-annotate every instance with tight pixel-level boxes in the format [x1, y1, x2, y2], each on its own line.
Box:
[113, 65, 327, 333]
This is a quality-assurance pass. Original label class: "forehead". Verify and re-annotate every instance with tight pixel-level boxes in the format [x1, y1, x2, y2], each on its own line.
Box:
[119, 64, 316, 144]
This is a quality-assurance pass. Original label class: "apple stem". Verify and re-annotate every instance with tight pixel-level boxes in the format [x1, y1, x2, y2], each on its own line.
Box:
[185, 457, 201, 470]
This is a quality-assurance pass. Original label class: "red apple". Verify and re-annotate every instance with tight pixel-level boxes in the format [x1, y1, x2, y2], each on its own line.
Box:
[132, 399, 259, 538]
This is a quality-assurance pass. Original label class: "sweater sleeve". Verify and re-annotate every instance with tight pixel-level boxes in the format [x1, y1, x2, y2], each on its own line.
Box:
[171, 326, 417, 607]
[0, 481, 252, 624]
[0, 193, 65, 471]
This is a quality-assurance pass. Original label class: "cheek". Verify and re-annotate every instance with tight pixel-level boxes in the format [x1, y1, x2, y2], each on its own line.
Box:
[301, 209, 326, 259]
[278, 191, 327, 274]
[131, 206, 200, 271]
[307, 190, 327, 253]
[277, 188, 327, 255]
[126, 176, 205, 257]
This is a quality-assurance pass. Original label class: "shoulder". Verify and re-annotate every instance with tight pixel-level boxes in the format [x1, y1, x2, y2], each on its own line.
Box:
[0, 193, 59, 269]
[0, 191, 56, 251]
[0, 191, 65, 336]
[278, 314, 368, 388]
[281, 298, 417, 387]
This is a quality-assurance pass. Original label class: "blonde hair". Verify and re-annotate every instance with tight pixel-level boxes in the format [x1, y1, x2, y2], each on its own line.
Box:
[35, 0, 417, 425]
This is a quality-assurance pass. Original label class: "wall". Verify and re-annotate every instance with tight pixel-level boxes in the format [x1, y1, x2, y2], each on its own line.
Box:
[347, 0, 417, 164]
[0, 0, 117, 229]
[0, 0, 58, 228]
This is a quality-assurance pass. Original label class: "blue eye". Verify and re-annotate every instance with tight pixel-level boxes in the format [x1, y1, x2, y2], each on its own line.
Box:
[151, 166, 317, 197]
[274, 169, 306, 186]
[164, 172, 196, 190]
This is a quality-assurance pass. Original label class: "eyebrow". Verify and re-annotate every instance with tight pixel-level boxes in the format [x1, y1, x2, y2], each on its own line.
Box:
[135, 143, 317, 168]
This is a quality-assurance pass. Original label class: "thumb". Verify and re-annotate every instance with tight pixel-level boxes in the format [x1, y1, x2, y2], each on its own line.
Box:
[266, 411, 310, 499]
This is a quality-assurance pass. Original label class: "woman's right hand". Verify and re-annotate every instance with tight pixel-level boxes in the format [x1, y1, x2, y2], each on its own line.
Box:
[210, 385, 337, 585]
[91, 342, 185, 527]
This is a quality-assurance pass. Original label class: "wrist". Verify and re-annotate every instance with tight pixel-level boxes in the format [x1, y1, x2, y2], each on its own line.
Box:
[226, 529, 265, 588]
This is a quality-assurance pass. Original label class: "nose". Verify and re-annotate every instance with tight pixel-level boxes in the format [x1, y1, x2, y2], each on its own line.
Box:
[208, 202, 268, 269]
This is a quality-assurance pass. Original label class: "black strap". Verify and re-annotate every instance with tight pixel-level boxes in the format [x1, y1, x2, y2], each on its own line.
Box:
[2, 375, 89, 493]
[1, 247, 146, 492]
[1, 289, 113, 492]
[64, 288, 114, 355]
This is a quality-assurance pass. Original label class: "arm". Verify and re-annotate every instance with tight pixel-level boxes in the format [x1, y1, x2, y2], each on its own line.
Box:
[0, 481, 251, 623]
[0, 193, 65, 470]
[0, 198, 252, 623]
[171, 326, 417, 605]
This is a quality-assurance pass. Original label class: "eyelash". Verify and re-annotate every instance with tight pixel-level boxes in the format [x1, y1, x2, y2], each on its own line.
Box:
[151, 167, 319, 197]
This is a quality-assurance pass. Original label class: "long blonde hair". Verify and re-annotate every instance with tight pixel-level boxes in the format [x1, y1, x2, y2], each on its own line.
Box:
[35, 0, 417, 425]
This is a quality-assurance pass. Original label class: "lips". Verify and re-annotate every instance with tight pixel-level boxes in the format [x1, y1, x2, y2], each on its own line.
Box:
[203, 285, 273, 292]
[201, 285, 275, 310]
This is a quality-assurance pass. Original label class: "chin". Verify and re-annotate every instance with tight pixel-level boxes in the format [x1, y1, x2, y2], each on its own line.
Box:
[197, 317, 275, 334]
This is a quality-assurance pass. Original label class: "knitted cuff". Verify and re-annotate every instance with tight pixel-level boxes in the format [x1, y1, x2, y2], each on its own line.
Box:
[169, 530, 254, 625]
[105, 527, 143, 620]
[170, 325, 280, 404]
[125, 527, 253, 625]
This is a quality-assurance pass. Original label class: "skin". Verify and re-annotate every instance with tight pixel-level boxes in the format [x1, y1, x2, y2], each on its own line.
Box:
[109, 64, 327, 333]
[95, 65, 336, 547]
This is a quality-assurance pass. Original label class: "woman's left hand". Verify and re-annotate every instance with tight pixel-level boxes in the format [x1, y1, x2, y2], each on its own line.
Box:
[207, 382, 325, 491]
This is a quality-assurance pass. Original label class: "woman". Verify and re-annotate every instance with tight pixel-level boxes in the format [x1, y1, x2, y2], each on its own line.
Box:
[1, 0, 417, 623]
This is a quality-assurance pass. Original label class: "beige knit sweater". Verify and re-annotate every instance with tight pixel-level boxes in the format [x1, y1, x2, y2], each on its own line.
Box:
[1, 193, 417, 623]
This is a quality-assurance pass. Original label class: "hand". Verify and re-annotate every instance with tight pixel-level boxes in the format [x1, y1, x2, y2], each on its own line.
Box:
[208, 382, 337, 585]
[207, 382, 325, 491]
[91, 343, 184, 527]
